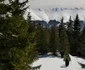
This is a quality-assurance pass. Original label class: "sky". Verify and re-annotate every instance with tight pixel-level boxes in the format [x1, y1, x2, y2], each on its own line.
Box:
[30, 0, 85, 8]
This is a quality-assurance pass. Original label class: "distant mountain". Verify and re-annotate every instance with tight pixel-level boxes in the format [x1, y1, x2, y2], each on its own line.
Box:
[24, 7, 85, 23]
[23, 7, 85, 29]
[30, 20, 85, 30]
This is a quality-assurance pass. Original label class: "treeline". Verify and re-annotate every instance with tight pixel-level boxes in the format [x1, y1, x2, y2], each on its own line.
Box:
[34, 14, 85, 58]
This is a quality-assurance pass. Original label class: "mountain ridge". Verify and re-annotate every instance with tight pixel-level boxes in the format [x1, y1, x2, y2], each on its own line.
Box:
[24, 7, 85, 22]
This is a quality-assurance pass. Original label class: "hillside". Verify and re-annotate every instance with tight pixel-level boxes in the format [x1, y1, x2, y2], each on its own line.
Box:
[30, 54, 85, 70]
[24, 8, 85, 22]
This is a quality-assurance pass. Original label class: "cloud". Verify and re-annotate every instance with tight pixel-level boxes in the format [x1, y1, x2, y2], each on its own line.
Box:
[30, 0, 85, 8]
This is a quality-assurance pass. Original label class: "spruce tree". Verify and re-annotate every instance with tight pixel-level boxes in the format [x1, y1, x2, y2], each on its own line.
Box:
[79, 27, 85, 57]
[59, 17, 70, 57]
[73, 14, 80, 38]
[36, 23, 50, 54]
[67, 16, 74, 54]
[68, 16, 73, 32]
[72, 14, 81, 55]
[49, 26, 60, 55]
[9, 0, 29, 16]
[0, 0, 37, 70]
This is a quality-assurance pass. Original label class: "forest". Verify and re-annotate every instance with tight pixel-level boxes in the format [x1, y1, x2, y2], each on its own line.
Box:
[0, 0, 85, 70]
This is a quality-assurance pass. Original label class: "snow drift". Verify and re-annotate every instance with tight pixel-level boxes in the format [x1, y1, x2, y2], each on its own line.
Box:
[31, 54, 85, 70]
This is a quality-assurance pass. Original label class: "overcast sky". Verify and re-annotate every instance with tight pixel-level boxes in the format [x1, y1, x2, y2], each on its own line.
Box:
[30, 0, 85, 8]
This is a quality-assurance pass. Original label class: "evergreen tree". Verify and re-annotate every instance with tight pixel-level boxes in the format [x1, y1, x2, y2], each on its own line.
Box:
[0, 2, 7, 14]
[72, 14, 81, 55]
[73, 14, 81, 38]
[78, 27, 85, 57]
[68, 16, 73, 32]
[0, 0, 37, 70]
[0, 0, 9, 29]
[49, 26, 60, 55]
[59, 17, 64, 37]
[67, 16, 74, 54]
[8, 0, 29, 16]
[59, 17, 70, 56]
[36, 23, 50, 54]
[0, 15, 37, 70]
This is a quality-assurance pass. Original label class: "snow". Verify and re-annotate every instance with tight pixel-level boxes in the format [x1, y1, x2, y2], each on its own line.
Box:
[3, 0, 85, 22]
[24, 8, 85, 22]
[25, 0, 85, 22]
[31, 54, 85, 70]
[4, 0, 85, 22]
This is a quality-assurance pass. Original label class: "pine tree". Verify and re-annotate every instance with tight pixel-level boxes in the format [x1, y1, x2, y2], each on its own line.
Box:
[36, 23, 50, 54]
[59, 17, 70, 56]
[68, 16, 73, 32]
[67, 16, 74, 54]
[78, 27, 85, 57]
[49, 26, 60, 55]
[0, 0, 9, 29]
[59, 17, 64, 36]
[0, 0, 37, 70]
[72, 14, 81, 55]
[8, 0, 29, 16]
[0, 3, 7, 14]
[73, 14, 81, 38]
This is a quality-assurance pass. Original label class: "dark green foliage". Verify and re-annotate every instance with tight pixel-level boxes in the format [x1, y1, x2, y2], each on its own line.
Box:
[36, 23, 50, 54]
[78, 27, 85, 57]
[68, 16, 73, 32]
[59, 17, 70, 54]
[67, 16, 74, 54]
[49, 26, 60, 55]
[59, 17, 64, 36]
[0, 4, 8, 14]
[80, 27, 85, 47]
[0, 0, 10, 16]
[0, 15, 37, 70]
[1, 1, 85, 68]
[0, 0, 37, 70]
[73, 14, 81, 38]
[72, 14, 81, 55]
[8, 0, 29, 16]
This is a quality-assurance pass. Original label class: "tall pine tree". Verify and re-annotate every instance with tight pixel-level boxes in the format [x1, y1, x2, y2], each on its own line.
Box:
[78, 26, 85, 57]
[0, 0, 37, 70]
[72, 14, 81, 55]
[49, 26, 60, 55]
[36, 23, 50, 54]
[73, 14, 80, 38]
[67, 16, 74, 55]
[59, 17, 70, 57]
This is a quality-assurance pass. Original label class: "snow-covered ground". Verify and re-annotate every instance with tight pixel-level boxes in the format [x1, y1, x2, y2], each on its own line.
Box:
[31, 54, 85, 70]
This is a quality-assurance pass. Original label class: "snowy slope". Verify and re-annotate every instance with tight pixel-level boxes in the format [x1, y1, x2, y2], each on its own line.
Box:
[4, 0, 85, 22]
[24, 8, 85, 22]
[23, 0, 85, 22]
[31, 55, 85, 70]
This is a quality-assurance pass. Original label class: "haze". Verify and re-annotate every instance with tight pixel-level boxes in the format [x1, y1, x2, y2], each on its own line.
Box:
[30, 0, 85, 8]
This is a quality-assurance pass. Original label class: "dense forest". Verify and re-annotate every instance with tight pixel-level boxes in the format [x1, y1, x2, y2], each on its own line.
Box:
[0, 0, 85, 70]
